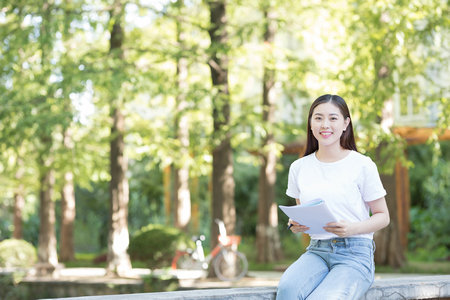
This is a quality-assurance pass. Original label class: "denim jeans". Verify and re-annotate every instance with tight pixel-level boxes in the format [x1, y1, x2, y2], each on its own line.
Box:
[276, 237, 375, 300]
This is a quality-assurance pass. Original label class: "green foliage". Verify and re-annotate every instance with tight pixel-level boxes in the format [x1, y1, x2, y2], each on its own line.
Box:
[142, 274, 179, 293]
[0, 0, 448, 270]
[234, 153, 298, 237]
[408, 145, 450, 260]
[0, 273, 30, 300]
[73, 182, 110, 252]
[0, 239, 37, 268]
[128, 158, 165, 233]
[128, 224, 192, 269]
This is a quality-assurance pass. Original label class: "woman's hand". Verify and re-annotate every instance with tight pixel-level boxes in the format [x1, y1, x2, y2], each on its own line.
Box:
[323, 220, 357, 237]
[288, 219, 310, 233]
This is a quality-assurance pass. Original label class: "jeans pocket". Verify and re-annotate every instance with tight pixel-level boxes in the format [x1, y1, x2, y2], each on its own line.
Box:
[348, 245, 374, 277]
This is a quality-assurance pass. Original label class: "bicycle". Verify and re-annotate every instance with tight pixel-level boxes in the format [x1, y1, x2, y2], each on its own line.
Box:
[171, 219, 248, 281]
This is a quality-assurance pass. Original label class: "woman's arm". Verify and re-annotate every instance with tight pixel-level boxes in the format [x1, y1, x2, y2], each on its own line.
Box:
[323, 197, 390, 237]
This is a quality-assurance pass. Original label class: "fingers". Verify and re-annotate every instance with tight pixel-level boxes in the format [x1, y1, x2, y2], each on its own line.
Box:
[288, 219, 300, 226]
[290, 224, 310, 233]
[323, 225, 346, 237]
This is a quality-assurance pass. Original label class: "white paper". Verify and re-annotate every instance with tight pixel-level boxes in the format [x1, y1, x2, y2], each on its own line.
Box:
[279, 199, 338, 234]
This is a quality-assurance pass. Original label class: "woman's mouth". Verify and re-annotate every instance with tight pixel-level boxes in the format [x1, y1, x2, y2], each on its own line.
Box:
[320, 131, 332, 138]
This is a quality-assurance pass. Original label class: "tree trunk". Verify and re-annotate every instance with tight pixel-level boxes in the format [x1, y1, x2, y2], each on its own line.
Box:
[257, 6, 283, 263]
[13, 163, 25, 239]
[37, 167, 58, 276]
[107, 107, 132, 277]
[60, 170, 76, 262]
[207, 0, 236, 248]
[374, 171, 406, 268]
[373, 100, 407, 268]
[174, 2, 191, 232]
[35, 0, 58, 277]
[106, 2, 132, 277]
[13, 189, 25, 240]
[59, 128, 76, 262]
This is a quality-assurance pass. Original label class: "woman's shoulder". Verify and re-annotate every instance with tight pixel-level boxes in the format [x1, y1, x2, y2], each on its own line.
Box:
[348, 151, 377, 167]
[289, 153, 315, 168]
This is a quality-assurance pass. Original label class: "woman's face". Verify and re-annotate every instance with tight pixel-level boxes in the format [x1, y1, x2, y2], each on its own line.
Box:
[310, 102, 350, 150]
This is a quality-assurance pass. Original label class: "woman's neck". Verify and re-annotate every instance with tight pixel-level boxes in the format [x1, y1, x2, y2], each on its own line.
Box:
[316, 147, 350, 163]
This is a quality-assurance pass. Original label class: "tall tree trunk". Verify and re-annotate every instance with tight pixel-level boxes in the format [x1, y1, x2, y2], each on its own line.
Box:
[207, 0, 236, 248]
[60, 128, 76, 262]
[106, 2, 132, 277]
[59, 1, 76, 262]
[373, 99, 407, 268]
[374, 172, 406, 268]
[36, 1, 58, 276]
[60, 171, 75, 262]
[13, 161, 25, 239]
[13, 188, 25, 240]
[257, 6, 283, 263]
[37, 165, 58, 276]
[107, 107, 132, 276]
[174, 0, 191, 232]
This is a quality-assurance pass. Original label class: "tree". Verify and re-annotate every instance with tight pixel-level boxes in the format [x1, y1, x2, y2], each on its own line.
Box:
[34, 0, 60, 275]
[207, 0, 236, 250]
[13, 159, 25, 239]
[339, 0, 449, 267]
[173, 0, 192, 232]
[60, 129, 76, 262]
[256, 2, 283, 263]
[105, 0, 133, 277]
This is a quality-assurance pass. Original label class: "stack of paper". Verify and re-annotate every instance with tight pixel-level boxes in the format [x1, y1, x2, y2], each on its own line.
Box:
[279, 199, 337, 234]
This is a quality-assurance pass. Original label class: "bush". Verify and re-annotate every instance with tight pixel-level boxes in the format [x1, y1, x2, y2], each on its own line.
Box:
[0, 239, 37, 268]
[409, 158, 450, 260]
[128, 224, 192, 269]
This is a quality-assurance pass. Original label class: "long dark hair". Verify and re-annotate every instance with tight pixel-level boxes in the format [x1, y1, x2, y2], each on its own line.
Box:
[303, 94, 358, 157]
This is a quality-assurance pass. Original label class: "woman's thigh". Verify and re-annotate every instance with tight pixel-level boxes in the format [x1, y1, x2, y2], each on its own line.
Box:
[306, 264, 373, 300]
[306, 239, 375, 300]
[276, 252, 329, 300]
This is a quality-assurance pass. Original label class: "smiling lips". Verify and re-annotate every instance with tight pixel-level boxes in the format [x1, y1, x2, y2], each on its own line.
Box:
[320, 131, 333, 138]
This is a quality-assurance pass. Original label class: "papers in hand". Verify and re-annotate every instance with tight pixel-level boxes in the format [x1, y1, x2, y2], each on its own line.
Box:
[279, 199, 338, 234]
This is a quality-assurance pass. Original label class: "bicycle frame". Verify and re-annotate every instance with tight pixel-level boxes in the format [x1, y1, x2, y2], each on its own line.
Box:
[171, 219, 242, 270]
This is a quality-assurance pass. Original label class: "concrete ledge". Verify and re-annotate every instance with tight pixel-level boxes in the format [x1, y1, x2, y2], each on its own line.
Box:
[42, 275, 450, 300]
[361, 275, 450, 300]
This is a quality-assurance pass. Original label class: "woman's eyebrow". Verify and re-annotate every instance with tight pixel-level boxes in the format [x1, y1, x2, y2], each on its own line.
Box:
[313, 112, 339, 116]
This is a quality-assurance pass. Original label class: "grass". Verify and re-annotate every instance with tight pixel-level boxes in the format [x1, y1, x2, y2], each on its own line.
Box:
[62, 236, 449, 276]
[240, 235, 450, 275]
[63, 253, 105, 268]
[375, 260, 450, 275]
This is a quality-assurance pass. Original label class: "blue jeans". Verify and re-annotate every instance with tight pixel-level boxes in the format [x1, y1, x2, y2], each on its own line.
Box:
[276, 237, 375, 300]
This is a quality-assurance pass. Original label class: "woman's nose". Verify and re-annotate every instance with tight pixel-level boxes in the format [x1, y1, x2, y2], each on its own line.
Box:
[321, 120, 330, 128]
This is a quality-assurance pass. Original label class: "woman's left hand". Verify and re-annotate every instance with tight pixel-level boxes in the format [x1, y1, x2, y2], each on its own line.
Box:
[323, 220, 357, 237]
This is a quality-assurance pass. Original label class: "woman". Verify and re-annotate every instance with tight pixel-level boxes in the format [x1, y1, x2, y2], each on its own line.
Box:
[276, 94, 390, 300]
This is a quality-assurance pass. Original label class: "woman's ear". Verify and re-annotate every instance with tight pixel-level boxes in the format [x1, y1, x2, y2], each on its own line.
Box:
[344, 117, 350, 131]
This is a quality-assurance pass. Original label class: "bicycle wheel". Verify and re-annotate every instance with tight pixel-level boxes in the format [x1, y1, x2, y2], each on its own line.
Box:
[212, 250, 248, 281]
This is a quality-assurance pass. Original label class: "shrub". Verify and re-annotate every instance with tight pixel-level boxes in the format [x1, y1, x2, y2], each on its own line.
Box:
[128, 224, 192, 269]
[0, 239, 37, 268]
[409, 158, 450, 260]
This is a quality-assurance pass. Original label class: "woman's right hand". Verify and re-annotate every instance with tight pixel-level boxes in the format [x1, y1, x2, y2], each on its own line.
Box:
[288, 219, 310, 233]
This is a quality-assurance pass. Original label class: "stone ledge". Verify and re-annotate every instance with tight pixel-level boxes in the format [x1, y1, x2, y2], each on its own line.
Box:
[41, 275, 450, 300]
[361, 275, 450, 300]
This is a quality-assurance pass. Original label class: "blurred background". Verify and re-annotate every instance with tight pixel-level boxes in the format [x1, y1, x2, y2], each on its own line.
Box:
[0, 0, 448, 293]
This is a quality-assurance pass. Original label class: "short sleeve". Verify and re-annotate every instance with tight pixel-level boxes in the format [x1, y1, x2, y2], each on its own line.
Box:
[360, 158, 387, 202]
[286, 160, 301, 199]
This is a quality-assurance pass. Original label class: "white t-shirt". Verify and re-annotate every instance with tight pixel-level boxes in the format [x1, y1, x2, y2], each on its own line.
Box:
[286, 150, 386, 240]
